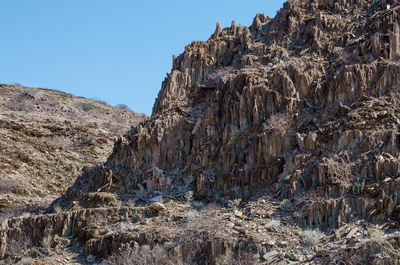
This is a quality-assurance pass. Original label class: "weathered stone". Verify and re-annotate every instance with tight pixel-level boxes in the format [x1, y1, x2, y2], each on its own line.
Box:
[4, 1, 400, 264]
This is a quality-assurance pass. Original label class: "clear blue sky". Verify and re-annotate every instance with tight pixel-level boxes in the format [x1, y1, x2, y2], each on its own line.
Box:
[0, 1, 286, 115]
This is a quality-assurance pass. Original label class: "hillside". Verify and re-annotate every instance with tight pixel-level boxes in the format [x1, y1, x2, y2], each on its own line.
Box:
[2, 0, 400, 264]
[0, 84, 146, 218]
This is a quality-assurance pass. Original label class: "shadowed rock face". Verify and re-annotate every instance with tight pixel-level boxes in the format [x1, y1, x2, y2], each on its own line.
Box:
[3, 0, 400, 264]
[66, 0, 400, 227]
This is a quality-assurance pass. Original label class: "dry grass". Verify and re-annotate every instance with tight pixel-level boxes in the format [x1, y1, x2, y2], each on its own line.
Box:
[323, 156, 355, 188]
[101, 245, 183, 265]
[302, 229, 325, 247]
[360, 228, 400, 260]
[295, 190, 327, 212]
[336, 50, 353, 64]
[263, 113, 292, 134]
[0, 199, 51, 222]
[0, 175, 24, 194]
[205, 67, 236, 85]
[175, 211, 230, 263]
[5, 233, 32, 259]
[102, 211, 241, 264]
[0, 83, 145, 213]
[216, 251, 258, 265]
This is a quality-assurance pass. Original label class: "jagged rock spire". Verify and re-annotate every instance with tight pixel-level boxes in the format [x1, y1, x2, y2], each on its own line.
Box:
[212, 21, 222, 39]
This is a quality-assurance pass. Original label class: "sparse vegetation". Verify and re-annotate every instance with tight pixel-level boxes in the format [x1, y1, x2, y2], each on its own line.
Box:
[176, 210, 229, 263]
[295, 190, 327, 214]
[302, 229, 325, 247]
[101, 244, 182, 265]
[0, 200, 50, 222]
[263, 113, 292, 134]
[216, 251, 258, 265]
[280, 199, 292, 210]
[81, 136, 95, 146]
[227, 198, 242, 209]
[0, 175, 24, 194]
[11, 82, 23, 87]
[81, 102, 93, 111]
[116, 104, 130, 110]
[2, 1, 400, 264]
[336, 50, 353, 64]
[265, 219, 281, 232]
[5, 233, 32, 260]
[352, 179, 365, 195]
[204, 66, 236, 85]
[324, 156, 355, 188]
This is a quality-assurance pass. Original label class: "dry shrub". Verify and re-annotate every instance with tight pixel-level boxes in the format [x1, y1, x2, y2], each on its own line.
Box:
[101, 245, 182, 265]
[3, 100, 28, 112]
[216, 251, 258, 265]
[3, 90, 34, 111]
[302, 229, 325, 247]
[336, 50, 353, 64]
[0, 200, 50, 222]
[6, 233, 32, 259]
[176, 212, 230, 263]
[116, 104, 130, 110]
[323, 156, 355, 188]
[359, 228, 400, 260]
[205, 67, 235, 85]
[295, 189, 327, 213]
[0, 176, 24, 194]
[263, 113, 292, 134]
[81, 102, 93, 112]
[0, 206, 28, 222]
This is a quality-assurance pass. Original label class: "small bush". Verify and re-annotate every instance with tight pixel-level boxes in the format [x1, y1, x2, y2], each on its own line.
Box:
[185, 210, 199, 219]
[11, 82, 23, 87]
[323, 156, 355, 188]
[295, 190, 327, 214]
[0, 201, 49, 222]
[91, 97, 108, 105]
[302, 229, 325, 247]
[0, 176, 24, 194]
[81, 102, 93, 112]
[81, 136, 95, 146]
[175, 210, 230, 263]
[216, 251, 258, 265]
[263, 113, 292, 134]
[116, 104, 130, 110]
[336, 50, 353, 64]
[227, 198, 242, 209]
[6, 233, 32, 259]
[205, 67, 236, 85]
[265, 219, 281, 233]
[101, 245, 182, 265]
[280, 199, 293, 210]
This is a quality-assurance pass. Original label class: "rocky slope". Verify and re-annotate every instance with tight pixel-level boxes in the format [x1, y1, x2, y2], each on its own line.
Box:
[2, 0, 400, 264]
[0, 84, 145, 218]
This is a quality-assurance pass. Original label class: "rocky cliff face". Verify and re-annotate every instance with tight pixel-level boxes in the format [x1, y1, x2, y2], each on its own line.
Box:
[68, 0, 400, 226]
[2, 0, 400, 264]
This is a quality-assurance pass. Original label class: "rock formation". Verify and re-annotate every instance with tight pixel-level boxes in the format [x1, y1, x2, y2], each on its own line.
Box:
[67, 0, 400, 227]
[2, 0, 400, 264]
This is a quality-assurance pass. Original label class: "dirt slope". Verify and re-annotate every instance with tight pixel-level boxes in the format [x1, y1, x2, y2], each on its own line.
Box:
[0, 84, 146, 217]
